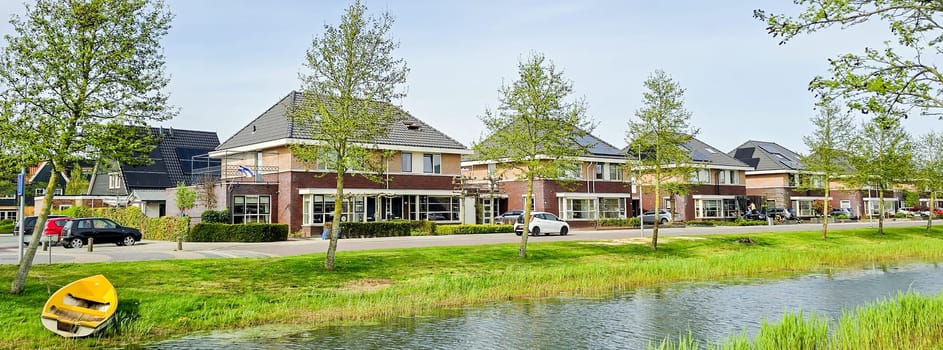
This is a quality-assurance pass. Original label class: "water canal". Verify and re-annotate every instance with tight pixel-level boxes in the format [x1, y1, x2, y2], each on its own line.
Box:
[148, 262, 943, 349]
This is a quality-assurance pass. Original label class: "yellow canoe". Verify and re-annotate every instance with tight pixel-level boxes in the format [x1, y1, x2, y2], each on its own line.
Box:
[41, 274, 118, 338]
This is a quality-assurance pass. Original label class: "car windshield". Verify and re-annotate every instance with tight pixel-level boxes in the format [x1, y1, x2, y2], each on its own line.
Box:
[643, 211, 655, 215]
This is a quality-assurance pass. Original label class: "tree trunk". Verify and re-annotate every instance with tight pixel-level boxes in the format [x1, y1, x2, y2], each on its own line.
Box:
[928, 192, 935, 233]
[11, 165, 59, 294]
[325, 168, 344, 270]
[651, 182, 660, 251]
[822, 182, 830, 240]
[878, 187, 885, 234]
[519, 176, 533, 258]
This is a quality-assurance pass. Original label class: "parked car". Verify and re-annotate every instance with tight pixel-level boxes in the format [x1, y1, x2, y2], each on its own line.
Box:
[829, 208, 858, 220]
[514, 212, 569, 236]
[743, 211, 767, 221]
[42, 217, 72, 244]
[765, 208, 792, 219]
[14, 215, 68, 237]
[60, 217, 142, 249]
[494, 210, 523, 224]
[640, 209, 679, 224]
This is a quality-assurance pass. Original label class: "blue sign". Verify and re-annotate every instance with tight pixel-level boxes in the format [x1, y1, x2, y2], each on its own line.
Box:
[16, 172, 23, 196]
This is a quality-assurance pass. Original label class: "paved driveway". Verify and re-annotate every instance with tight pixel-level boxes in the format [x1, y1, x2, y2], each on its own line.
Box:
[0, 220, 928, 265]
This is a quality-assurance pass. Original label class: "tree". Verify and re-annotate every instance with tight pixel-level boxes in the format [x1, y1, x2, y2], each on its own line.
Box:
[756, 2, 943, 118]
[0, 0, 174, 294]
[289, 0, 408, 270]
[801, 98, 855, 239]
[197, 176, 218, 210]
[847, 115, 914, 234]
[473, 52, 593, 258]
[913, 131, 943, 231]
[626, 70, 698, 251]
[64, 164, 89, 195]
[175, 182, 196, 216]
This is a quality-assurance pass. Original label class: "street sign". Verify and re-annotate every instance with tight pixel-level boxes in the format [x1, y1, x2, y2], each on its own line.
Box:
[16, 172, 24, 196]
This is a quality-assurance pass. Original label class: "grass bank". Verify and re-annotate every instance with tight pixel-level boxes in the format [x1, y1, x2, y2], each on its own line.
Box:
[3, 226, 943, 348]
[651, 291, 943, 349]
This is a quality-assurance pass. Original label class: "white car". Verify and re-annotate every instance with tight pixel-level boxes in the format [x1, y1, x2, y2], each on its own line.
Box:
[514, 211, 569, 236]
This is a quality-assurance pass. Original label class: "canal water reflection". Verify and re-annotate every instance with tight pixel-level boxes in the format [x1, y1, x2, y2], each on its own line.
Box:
[148, 262, 943, 349]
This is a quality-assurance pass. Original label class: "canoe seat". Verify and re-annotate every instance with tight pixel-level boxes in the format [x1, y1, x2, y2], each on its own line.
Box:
[47, 304, 107, 319]
[67, 293, 110, 306]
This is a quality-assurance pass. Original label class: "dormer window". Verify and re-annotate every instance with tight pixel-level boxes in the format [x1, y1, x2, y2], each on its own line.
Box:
[108, 172, 121, 189]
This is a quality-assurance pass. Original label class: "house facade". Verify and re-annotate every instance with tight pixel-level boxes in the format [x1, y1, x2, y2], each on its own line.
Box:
[462, 133, 632, 227]
[206, 91, 472, 234]
[633, 137, 752, 221]
[729, 140, 901, 219]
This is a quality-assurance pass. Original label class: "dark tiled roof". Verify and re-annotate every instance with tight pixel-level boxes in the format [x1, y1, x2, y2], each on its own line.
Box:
[728, 140, 803, 172]
[622, 136, 752, 168]
[121, 128, 220, 188]
[217, 91, 467, 151]
[575, 134, 625, 158]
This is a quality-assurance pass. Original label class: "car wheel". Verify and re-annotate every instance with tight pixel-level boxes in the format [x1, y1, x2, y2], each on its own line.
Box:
[531, 227, 540, 236]
[560, 227, 568, 236]
[660, 218, 668, 224]
[515, 231, 522, 236]
[122, 235, 136, 246]
[68, 238, 83, 249]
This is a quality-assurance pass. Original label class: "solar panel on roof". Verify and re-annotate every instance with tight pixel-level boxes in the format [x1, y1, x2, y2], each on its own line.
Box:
[757, 143, 782, 155]
[692, 150, 710, 162]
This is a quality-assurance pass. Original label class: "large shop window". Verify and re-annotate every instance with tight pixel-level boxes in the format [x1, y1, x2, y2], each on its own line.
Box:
[600, 198, 626, 219]
[695, 198, 739, 218]
[420, 196, 460, 221]
[233, 195, 271, 224]
[303, 195, 364, 224]
[564, 198, 596, 220]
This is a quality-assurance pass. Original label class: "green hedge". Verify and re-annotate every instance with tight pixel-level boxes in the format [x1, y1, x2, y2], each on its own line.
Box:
[338, 222, 411, 238]
[684, 220, 717, 227]
[598, 218, 641, 227]
[0, 220, 12, 234]
[201, 209, 230, 224]
[189, 223, 288, 242]
[55, 206, 189, 240]
[435, 224, 514, 235]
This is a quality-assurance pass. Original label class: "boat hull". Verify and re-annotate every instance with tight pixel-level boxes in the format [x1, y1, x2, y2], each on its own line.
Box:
[41, 275, 117, 338]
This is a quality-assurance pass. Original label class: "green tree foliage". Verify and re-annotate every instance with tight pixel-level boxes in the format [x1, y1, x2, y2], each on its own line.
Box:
[848, 116, 914, 234]
[175, 182, 196, 216]
[0, 0, 174, 294]
[913, 131, 943, 231]
[64, 164, 89, 195]
[801, 98, 855, 239]
[473, 52, 593, 258]
[289, 0, 408, 270]
[626, 70, 698, 251]
[756, 2, 943, 117]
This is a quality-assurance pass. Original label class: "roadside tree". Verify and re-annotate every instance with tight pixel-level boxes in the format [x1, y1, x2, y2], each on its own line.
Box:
[0, 0, 174, 294]
[289, 0, 408, 270]
[473, 53, 593, 258]
[847, 116, 914, 234]
[801, 98, 855, 239]
[756, 2, 943, 118]
[913, 131, 943, 231]
[626, 70, 698, 251]
[175, 182, 196, 217]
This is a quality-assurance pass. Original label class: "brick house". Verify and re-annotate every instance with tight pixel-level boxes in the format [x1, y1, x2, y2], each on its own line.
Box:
[462, 133, 632, 227]
[729, 140, 900, 219]
[631, 137, 752, 221]
[205, 91, 472, 234]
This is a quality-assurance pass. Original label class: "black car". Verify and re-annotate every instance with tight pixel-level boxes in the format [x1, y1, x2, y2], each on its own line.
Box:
[14, 215, 68, 236]
[60, 217, 142, 249]
[744, 211, 767, 221]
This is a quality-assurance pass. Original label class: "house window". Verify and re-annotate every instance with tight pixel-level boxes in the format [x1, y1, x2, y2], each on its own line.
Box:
[840, 200, 851, 209]
[36, 188, 45, 196]
[695, 199, 722, 218]
[563, 198, 597, 220]
[58, 204, 72, 211]
[401, 152, 412, 173]
[54, 188, 63, 195]
[521, 194, 536, 210]
[420, 196, 460, 221]
[600, 198, 626, 219]
[487, 163, 496, 175]
[0, 210, 16, 221]
[108, 173, 121, 189]
[690, 169, 711, 184]
[719, 170, 739, 185]
[304, 195, 368, 224]
[595, 164, 604, 180]
[423, 154, 441, 174]
[232, 195, 271, 224]
[608, 164, 623, 181]
[564, 166, 582, 179]
[793, 199, 816, 217]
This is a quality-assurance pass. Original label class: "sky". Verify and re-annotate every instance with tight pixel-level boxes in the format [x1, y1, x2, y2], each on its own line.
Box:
[0, 0, 940, 154]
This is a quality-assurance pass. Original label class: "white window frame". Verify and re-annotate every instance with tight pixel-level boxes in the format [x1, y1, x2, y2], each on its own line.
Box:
[608, 164, 623, 181]
[108, 172, 121, 190]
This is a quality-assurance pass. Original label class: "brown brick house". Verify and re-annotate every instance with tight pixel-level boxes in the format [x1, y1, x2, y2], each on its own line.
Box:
[206, 91, 472, 234]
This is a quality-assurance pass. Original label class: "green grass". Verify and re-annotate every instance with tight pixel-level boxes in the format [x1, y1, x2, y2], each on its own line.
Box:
[4, 226, 943, 348]
[653, 291, 943, 350]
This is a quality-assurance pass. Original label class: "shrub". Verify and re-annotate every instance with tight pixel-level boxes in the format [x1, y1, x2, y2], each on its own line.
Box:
[189, 223, 288, 242]
[894, 212, 908, 219]
[393, 220, 436, 235]
[685, 220, 717, 227]
[435, 224, 514, 235]
[143, 217, 190, 241]
[53, 206, 187, 241]
[339, 222, 411, 238]
[836, 214, 850, 220]
[201, 209, 230, 224]
[732, 217, 767, 226]
[599, 217, 641, 227]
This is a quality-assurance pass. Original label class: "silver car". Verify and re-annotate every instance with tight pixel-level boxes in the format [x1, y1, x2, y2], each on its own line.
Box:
[640, 209, 678, 224]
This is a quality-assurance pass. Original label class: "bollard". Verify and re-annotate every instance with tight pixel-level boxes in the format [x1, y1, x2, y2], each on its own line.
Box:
[88, 237, 94, 252]
[177, 237, 183, 251]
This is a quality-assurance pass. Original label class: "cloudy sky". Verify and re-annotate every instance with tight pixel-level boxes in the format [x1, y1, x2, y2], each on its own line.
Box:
[1, 0, 939, 154]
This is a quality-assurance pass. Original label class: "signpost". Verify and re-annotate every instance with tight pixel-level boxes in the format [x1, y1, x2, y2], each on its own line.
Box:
[17, 169, 25, 264]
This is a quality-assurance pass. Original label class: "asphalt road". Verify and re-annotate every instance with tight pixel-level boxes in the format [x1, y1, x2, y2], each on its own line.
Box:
[0, 220, 929, 265]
